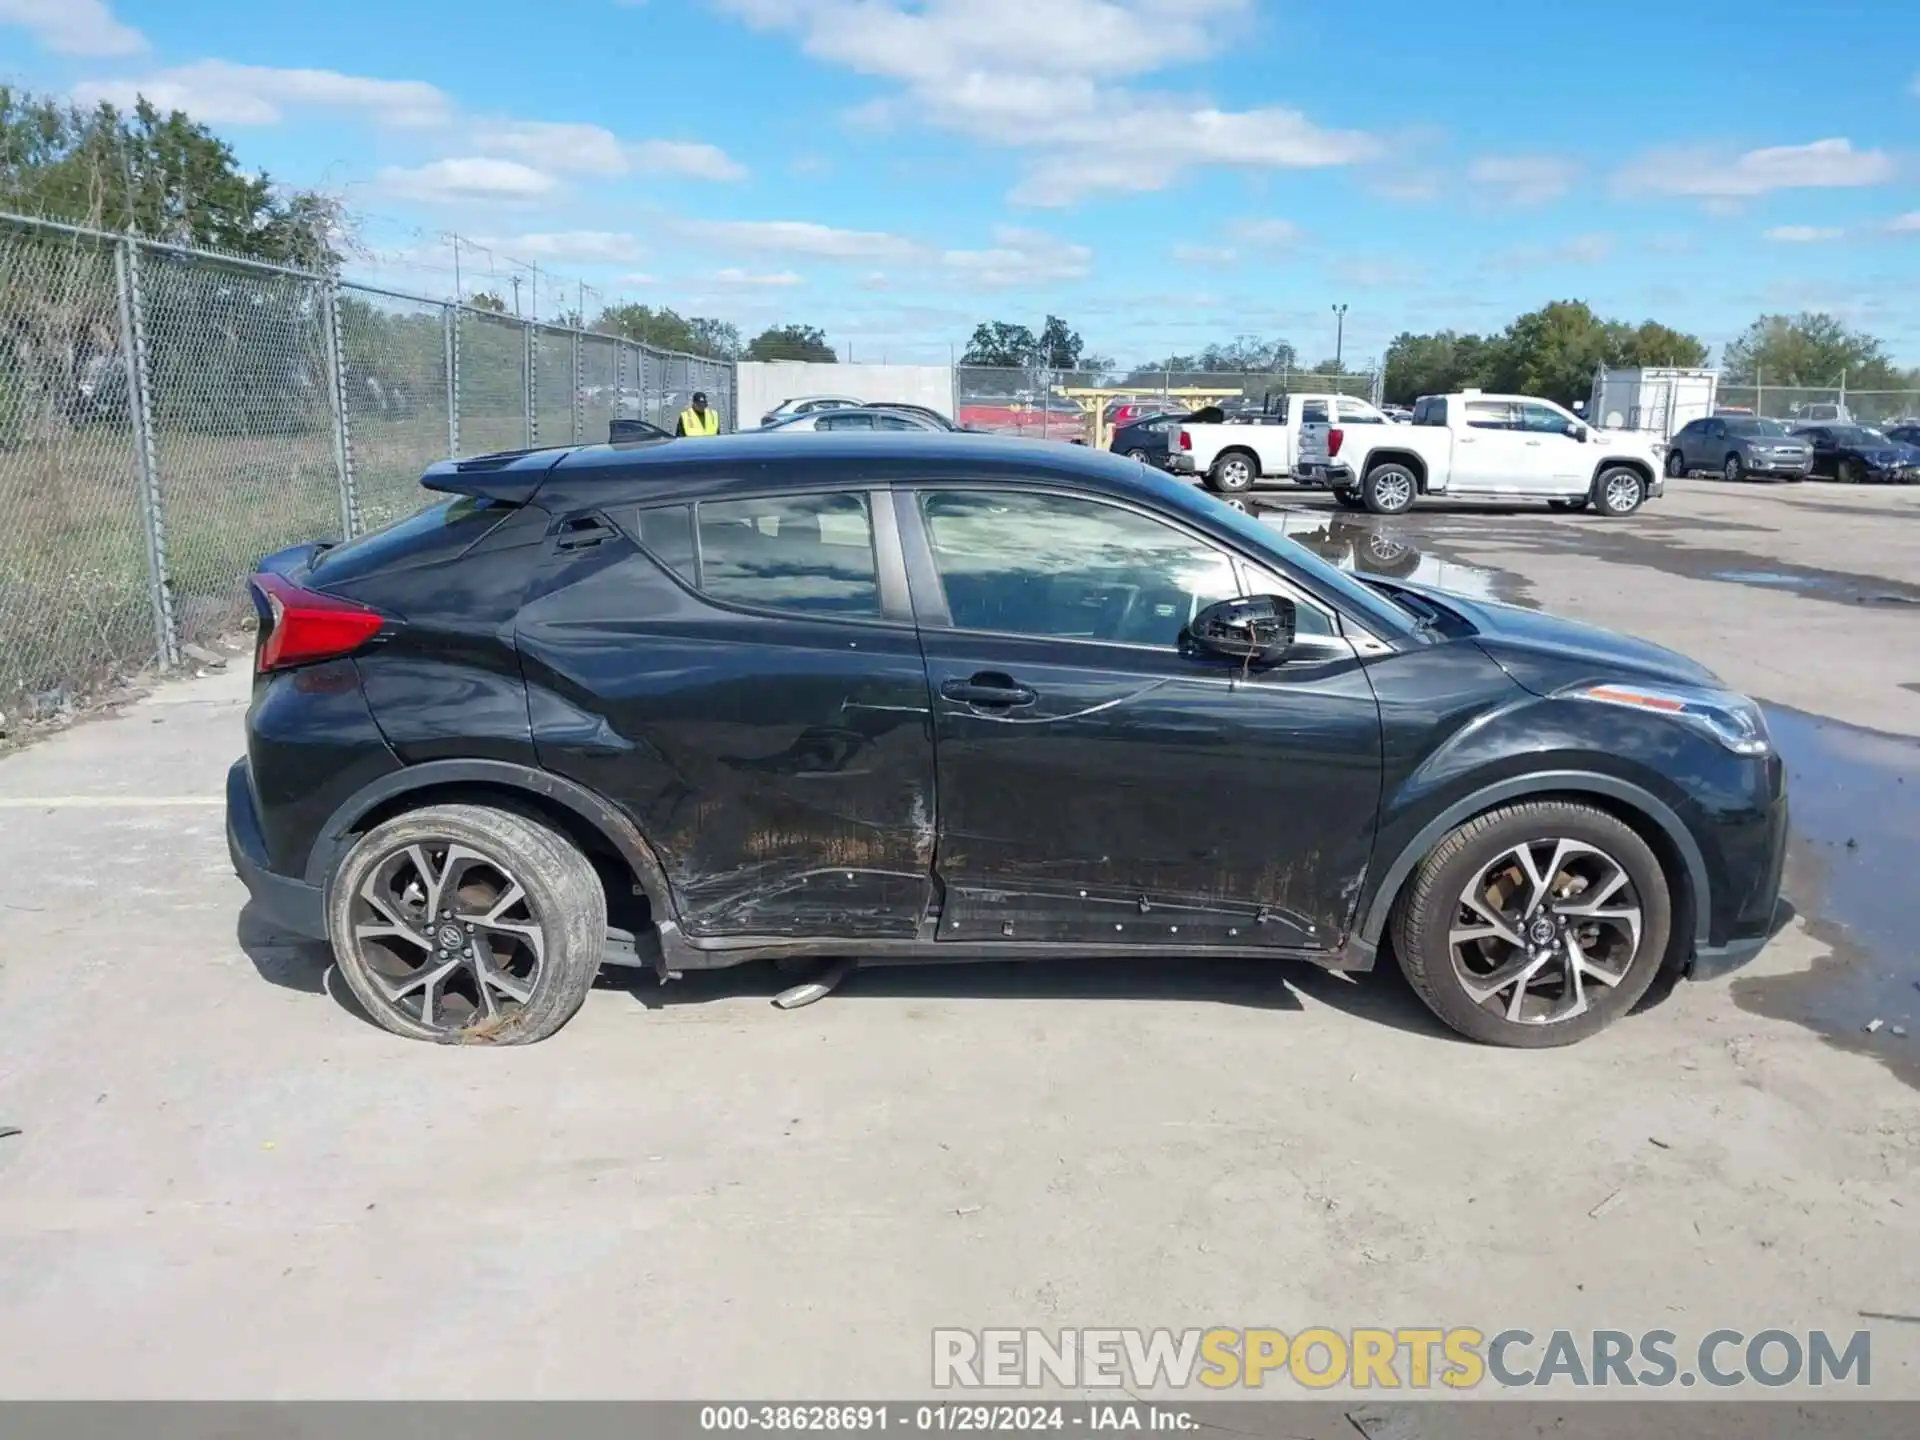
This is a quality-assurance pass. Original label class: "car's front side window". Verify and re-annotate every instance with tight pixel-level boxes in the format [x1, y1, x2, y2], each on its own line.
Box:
[917, 489, 1239, 649]
[696, 493, 880, 618]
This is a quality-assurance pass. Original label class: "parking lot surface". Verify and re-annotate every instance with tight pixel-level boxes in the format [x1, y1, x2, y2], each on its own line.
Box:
[1, 476, 1916, 1399]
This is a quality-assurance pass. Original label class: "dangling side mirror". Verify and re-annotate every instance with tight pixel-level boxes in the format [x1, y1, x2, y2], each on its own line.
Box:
[1184, 595, 1296, 665]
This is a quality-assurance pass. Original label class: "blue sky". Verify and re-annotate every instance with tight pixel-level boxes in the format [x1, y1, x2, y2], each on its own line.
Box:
[4, 0, 1918, 366]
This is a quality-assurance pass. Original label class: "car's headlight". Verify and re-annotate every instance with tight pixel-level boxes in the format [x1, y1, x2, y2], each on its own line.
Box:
[1563, 682, 1772, 756]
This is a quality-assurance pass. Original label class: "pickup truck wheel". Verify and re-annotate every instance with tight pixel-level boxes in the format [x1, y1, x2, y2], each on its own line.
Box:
[1362, 464, 1417, 515]
[1593, 467, 1646, 516]
[1333, 488, 1368, 511]
[1209, 451, 1257, 492]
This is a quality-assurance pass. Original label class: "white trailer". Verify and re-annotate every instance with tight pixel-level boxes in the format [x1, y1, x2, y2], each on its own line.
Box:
[1588, 367, 1719, 440]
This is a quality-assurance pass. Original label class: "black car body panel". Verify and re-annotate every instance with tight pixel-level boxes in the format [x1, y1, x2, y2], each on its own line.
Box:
[1793, 426, 1920, 482]
[231, 432, 1788, 995]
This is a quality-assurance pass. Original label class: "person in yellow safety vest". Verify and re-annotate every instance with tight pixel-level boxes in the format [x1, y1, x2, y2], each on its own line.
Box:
[676, 391, 720, 437]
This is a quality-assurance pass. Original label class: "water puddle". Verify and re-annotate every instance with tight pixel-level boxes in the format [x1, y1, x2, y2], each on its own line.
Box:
[1243, 505, 1510, 602]
[1733, 706, 1920, 1086]
[1709, 570, 1920, 606]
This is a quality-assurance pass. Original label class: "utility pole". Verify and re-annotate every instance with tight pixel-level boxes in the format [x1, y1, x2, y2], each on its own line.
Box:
[451, 233, 462, 308]
[577, 280, 586, 330]
[1331, 303, 1349, 373]
[509, 274, 521, 317]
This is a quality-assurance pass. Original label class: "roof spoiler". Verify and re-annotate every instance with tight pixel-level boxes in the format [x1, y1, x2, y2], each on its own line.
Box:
[420, 447, 574, 504]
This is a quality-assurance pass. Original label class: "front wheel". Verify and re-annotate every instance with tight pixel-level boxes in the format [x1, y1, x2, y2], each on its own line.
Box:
[326, 803, 608, 1045]
[1723, 453, 1745, 483]
[1838, 459, 1858, 485]
[1390, 801, 1673, 1048]
[1362, 463, 1417, 515]
[1665, 449, 1686, 479]
[1208, 451, 1257, 493]
[1593, 466, 1646, 516]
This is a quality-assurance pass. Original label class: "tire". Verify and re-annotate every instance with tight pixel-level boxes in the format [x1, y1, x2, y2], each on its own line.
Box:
[1390, 801, 1673, 1048]
[1126, 448, 1149, 463]
[1593, 466, 1646, 516]
[1332, 487, 1368, 511]
[1665, 449, 1686, 479]
[1362, 463, 1417, 515]
[1208, 450, 1257, 493]
[325, 803, 607, 1045]
[1723, 453, 1745, 483]
[1837, 459, 1857, 485]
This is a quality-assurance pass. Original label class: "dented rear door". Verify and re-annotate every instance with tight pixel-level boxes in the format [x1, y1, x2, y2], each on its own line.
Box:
[514, 489, 937, 940]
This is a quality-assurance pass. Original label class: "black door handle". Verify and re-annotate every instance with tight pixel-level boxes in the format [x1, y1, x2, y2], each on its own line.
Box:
[555, 515, 617, 551]
[941, 673, 1036, 708]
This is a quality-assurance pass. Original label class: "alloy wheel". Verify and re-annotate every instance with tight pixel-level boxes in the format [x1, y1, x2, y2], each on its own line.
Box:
[1604, 472, 1642, 513]
[1371, 470, 1413, 512]
[1724, 455, 1743, 482]
[1217, 456, 1253, 490]
[348, 840, 546, 1033]
[1448, 838, 1643, 1027]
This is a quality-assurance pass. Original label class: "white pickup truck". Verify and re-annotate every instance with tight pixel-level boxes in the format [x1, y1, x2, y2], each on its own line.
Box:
[1297, 391, 1668, 517]
[1166, 392, 1394, 494]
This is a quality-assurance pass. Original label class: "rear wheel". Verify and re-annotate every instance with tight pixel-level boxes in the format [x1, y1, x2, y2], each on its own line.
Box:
[1208, 451, 1257, 493]
[1593, 466, 1646, 516]
[326, 804, 607, 1045]
[1391, 801, 1672, 1048]
[1126, 447, 1149, 463]
[1362, 463, 1417, 515]
[1723, 453, 1745, 483]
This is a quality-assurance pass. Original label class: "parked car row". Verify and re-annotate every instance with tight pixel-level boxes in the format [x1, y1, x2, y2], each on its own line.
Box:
[1666, 416, 1920, 484]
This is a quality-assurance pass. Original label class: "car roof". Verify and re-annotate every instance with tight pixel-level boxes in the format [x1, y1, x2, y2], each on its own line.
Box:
[537, 431, 1163, 509]
[777, 394, 863, 405]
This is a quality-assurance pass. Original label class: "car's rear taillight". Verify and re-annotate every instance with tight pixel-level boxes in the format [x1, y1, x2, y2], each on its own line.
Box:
[1178, 429, 1192, 451]
[1328, 427, 1345, 457]
[249, 573, 385, 674]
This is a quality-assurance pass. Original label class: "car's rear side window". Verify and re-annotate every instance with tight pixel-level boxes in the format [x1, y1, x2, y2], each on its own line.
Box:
[626, 503, 697, 583]
[696, 493, 880, 618]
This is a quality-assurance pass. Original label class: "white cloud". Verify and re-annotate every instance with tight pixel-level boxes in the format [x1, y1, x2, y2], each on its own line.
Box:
[1762, 225, 1844, 243]
[676, 218, 921, 260]
[380, 158, 556, 203]
[472, 121, 631, 175]
[1225, 217, 1303, 248]
[1614, 137, 1893, 199]
[716, 268, 803, 286]
[616, 271, 659, 286]
[1467, 154, 1581, 206]
[1888, 212, 1920, 233]
[74, 59, 451, 126]
[1170, 243, 1237, 264]
[716, 0, 1374, 205]
[472, 231, 646, 263]
[631, 139, 746, 179]
[1, 0, 142, 57]
[942, 226, 1091, 287]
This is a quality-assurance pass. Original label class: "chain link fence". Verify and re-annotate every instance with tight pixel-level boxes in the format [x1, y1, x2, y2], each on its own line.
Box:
[1714, 384, 1920, 428]
[0, 210, 737, 723]
[954, 365, 1383, 446]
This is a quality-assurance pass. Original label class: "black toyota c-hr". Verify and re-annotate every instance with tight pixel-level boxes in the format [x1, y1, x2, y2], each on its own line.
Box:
[228, 433, 1788, 1047]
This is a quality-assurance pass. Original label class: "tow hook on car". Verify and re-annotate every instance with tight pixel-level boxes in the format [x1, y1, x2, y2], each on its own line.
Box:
[773, 957, 858, 1010]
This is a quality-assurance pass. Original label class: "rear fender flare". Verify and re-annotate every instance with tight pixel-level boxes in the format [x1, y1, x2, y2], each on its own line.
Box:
[304, 759, 678, 925]
[1357, 770, 1712, 950]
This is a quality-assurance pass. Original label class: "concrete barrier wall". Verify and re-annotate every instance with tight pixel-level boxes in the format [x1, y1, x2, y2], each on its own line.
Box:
[737, 362, 954, 427]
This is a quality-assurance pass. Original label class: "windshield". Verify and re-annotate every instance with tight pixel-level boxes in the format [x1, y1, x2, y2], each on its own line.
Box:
[1726, 419, 1790, 436]
[1137, 469, 1420, 638]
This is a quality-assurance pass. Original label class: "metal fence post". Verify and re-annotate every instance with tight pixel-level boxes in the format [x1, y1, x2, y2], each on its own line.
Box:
[524, 320, 538, 447]
[320, 280, 360, 538]
[444, 304, 460, 457]
[571, 327, 584, 444]
[114, 237, 179, 671]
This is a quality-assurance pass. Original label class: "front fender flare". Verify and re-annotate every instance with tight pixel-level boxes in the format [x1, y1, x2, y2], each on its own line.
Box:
[1356, 769, 1712, 951]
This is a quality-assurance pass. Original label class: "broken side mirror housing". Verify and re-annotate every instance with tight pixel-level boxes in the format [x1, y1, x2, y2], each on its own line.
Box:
[1185, 595, 1296, 665]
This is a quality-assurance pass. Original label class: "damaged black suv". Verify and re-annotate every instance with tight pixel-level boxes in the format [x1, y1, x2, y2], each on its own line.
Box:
[228, 432, 1788, 1047]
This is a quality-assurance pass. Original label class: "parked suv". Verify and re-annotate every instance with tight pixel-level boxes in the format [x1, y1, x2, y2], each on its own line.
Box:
[228, 434, 1787, 1048]
[1665, 416, 1813, 483]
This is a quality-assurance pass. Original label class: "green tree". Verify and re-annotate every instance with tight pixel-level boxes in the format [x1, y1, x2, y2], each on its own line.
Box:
[1617, 321, 1709, 369]
[593, 304, 738, 359]
[745, 323, 836, 362]
[962, 320, 1039, 367]
[0, 86, 341, 265]
[1720, 313, 1901, 387]
[468, 291, 508, 313]
[1381, 330, 1505, 404]
[1488, 300, 1624, 407]
[1037, 314, 1082, 369]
